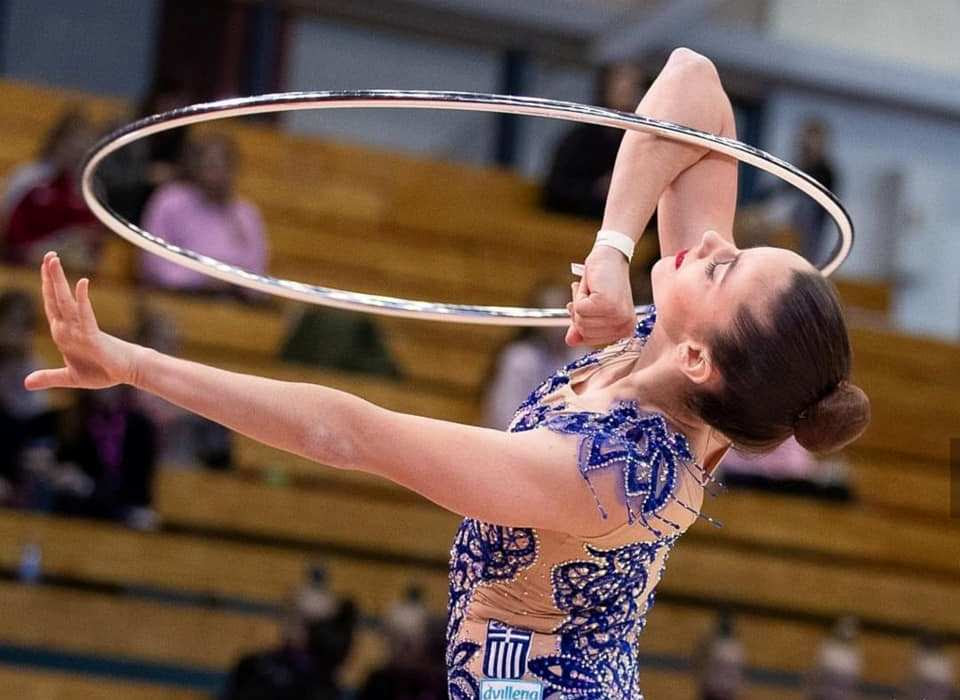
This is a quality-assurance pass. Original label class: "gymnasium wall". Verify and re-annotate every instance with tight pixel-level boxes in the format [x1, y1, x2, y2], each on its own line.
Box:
[0, 0, 158, 98]
[769, 0, 960, 75]
[283, 16, 597, 177]
[761, 88, 960, 338]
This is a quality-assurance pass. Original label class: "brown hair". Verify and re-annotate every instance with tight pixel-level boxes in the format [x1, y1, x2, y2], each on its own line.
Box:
[687, 270, 870, 455]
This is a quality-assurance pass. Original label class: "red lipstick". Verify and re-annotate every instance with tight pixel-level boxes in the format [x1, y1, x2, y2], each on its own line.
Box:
[675, 249, 689, 269]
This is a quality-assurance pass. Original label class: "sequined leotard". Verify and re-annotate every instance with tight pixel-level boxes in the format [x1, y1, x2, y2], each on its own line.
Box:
[446, 305, 714, 700]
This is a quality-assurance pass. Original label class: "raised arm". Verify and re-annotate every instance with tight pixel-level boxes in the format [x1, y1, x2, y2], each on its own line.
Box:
[567, 48, 738, 346]
[25, 253, 611, 534]
[601, 48, 737, 252]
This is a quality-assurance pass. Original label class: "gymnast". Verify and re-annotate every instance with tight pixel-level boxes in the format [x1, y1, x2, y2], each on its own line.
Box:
[25, 48, 869, 699]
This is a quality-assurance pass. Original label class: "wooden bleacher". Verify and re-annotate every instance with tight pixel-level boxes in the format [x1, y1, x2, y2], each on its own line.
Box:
[2, 507, 956, 691]
[0, 666, 207, 700]
[1, 78, 958, 698]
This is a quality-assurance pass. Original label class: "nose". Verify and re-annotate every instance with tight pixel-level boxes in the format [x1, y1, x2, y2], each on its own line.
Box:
[696, 229, 736, 258]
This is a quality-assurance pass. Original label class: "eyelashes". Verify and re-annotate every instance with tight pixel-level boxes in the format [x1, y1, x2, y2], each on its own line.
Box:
[706, 258, 734, 280]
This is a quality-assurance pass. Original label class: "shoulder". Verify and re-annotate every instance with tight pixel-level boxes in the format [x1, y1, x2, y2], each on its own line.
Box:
[4, 162, 52, 194]
[149, 182, 197, 209]
[537, 400, 707, 539]
[234, 199, 265, 228]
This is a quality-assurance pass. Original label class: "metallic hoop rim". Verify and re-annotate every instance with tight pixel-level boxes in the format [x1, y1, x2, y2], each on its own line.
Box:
[81, 90, 854, 326]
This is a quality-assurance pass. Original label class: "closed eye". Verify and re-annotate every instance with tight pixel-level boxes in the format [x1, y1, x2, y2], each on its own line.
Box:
[706, 258, 735, 280]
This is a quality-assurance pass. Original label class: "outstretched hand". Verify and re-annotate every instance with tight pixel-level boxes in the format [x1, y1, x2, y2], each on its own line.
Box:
[24, 252, 144, 392]
[565, 246, 637, 347]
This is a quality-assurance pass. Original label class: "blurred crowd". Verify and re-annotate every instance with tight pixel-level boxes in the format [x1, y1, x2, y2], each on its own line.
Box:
[692, 613, 956, 700]
[219, 565, 956, 700]
[0, 85, 398, 528]
[221, 567, 447, 700]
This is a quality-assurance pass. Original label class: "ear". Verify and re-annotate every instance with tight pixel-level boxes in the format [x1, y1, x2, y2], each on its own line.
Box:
[676, 340, 714, 385]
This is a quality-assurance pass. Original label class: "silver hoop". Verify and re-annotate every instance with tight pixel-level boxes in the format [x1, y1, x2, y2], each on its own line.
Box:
[81, 91, 853, 326]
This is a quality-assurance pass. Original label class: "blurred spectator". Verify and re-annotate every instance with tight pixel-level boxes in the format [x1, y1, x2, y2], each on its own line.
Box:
[221, 590, 357, 700]
[806, 617, 862, 700]
[52, 386, 159, 530]
[483, 282, 585, 430]
[0, 291, 58, 504]
[296, 561, 338, 623]
[357, 585, 446, 700]
[542, 62, 648, 218]
[758, 118, 838, 266]
[279, 307, 400, 377]
[902, 635, 955, 700]
[1, 108, 102, 269]
[717, 436, 852, 501]
[128, 307, 233, 469]
[693, 612, 746, 700]
[137, 134, 268, 303]
[98, 79, 192, 225]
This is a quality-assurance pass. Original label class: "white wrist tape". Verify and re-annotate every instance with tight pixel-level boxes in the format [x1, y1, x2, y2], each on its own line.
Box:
[593, 229, 636, 262]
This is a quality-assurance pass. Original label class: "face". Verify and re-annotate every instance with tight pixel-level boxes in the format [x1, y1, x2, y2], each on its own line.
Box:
[50, 121, 96, 174]
[650, 230, 814, 349]
[189, 140, 235, 200]
[700, 639, 745, 698]
[797, 123, 827, 162]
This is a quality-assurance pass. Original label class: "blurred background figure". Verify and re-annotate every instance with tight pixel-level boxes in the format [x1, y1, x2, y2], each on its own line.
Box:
[279, 305, 400, 377]
[0, 290, 57, 506]
[51, 386, 158, 530]
[806, 617, 863, 700]
[295, 561, 337, 623]
[221, 584, 357, 700]
[756, 118, 838, 267]
[902, 634, 956, 700]
[693, 612, 746, 700]
[0, 107, 102, 270]
[129, 307, 233, 469]
[542, 62, 648, 219]
[357, 585, 446, 700]
[98, 79, 193, 225]
[137, 133, 269, 303]
[483, 281, 585, 430]
[717, 435, 852, 501]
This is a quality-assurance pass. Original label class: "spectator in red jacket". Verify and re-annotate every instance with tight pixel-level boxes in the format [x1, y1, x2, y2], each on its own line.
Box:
[1, 108, 102, 270]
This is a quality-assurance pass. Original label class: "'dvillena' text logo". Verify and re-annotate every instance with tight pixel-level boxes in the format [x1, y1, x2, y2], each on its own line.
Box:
[479, 680, 544, 699]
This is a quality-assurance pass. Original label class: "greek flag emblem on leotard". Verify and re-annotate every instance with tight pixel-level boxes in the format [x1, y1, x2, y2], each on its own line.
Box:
[483, 620, 533, 680]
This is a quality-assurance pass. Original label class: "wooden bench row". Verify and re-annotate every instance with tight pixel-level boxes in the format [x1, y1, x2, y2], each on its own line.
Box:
[150, 469, 960, 633]
[0, 666, 207, 700]
[1, 509, 956, 688]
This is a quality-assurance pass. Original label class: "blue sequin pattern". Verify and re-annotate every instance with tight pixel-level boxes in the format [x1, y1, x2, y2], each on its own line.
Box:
[538, 404, 696, 536]
[447, 520, 539, 699]
[527, 537, 677, 699]
[446, 306, 704, 699]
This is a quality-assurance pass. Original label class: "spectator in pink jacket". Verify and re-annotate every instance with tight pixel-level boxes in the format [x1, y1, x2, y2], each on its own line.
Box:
[138, 134, 268, 304]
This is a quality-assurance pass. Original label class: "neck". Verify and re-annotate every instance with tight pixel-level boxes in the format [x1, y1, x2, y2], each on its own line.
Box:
[604, 324, 729, 469]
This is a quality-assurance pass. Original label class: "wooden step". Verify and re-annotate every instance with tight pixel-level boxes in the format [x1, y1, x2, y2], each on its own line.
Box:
[0, 665, 206, 700]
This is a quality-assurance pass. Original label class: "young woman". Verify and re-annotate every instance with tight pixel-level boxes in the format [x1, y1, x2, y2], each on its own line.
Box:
[25, 48, 869, 699]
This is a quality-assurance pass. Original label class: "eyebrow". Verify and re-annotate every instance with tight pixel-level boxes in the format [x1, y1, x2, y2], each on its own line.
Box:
[720, 252, 743, 286]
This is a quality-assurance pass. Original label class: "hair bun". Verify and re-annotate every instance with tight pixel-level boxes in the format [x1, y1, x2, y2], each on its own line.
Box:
[794, 380, 871, 454]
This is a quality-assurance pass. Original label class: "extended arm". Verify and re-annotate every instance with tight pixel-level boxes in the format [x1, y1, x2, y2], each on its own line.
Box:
[25, 253, 609, 534]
